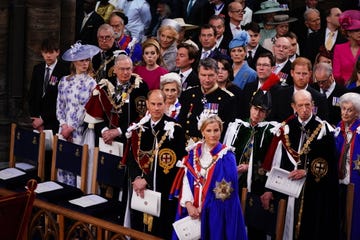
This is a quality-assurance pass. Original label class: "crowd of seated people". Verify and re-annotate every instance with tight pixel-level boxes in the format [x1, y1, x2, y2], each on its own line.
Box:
[24, 0, 360, 239]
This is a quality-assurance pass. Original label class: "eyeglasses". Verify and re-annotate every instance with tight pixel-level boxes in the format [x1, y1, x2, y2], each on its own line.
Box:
[256, 63, 272, 68]
[316, 78, 329, 84]
[98, 35, 113, 41]
[231, 9, 246, 14]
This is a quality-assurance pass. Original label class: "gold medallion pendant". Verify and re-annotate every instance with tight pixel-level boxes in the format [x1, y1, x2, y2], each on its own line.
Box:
[311, 158, 328, 182]
[158, 148, 176, 174]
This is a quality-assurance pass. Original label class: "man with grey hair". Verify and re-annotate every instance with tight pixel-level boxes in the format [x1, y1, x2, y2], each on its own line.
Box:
[92, 23, 118, 82]
[85, 54, 149, 145]
[295, 8, 322, 54]
[273, 37, 293, 85]
[84, 54, 149, 225]
[178, 57, 237, 142]
[312, 62, 348, 126]
[305, 7, 347, 64]
[263, 89, 339, 240]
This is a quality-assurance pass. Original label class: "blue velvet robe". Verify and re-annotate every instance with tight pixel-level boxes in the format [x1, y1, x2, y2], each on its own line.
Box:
[335, 119, 360, 240]
[174, 142, 248, 240]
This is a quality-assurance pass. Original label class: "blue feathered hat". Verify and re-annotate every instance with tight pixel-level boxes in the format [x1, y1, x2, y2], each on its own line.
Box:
[228, 31, 250, 49]
[62, 42, 100, 61]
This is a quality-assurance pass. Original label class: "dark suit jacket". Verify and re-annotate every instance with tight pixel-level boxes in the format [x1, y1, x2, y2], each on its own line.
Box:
[311, 83, 348, 126]
[290, 6, 324, 55]
[76, 11, 104, 46]
[269, 85, 329, 122]
[247, 45, 272, 70]
[92, 44, 118, 81]
[178, 69, 200, 92]
[304, 28, 348, 64]
[28, 61, 69, 133]
[217, 34, 232, 57]
[223, 22, 235, 44]
[183, 0, 211, 27]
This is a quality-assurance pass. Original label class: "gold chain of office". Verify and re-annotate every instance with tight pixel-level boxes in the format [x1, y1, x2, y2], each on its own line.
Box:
[284, 123, 322, 158]
[105, 83, 135, 113]
[137, 127, 169, 170]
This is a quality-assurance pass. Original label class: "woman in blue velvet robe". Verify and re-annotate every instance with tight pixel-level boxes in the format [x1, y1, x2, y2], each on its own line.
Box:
[334, 92, 360, 240]
[172, 114, 247, 240]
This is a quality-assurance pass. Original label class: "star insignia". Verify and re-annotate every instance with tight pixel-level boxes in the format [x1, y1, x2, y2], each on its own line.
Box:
[213, 178, 233, 201]
[353, 155, 360, 171]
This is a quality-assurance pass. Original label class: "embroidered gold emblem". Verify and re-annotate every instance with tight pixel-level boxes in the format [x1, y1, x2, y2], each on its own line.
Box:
[353, 154, 360, 171]
[258, 167, 265, 175]
[269, 203, 274, 213]
[213, 178, 233, 201]
[135, 96, 147, 116]
[75, 148, 80, 157]
[108, 66, 115, 77]
[158, 148, 176, 174]
[311, 158, 328, 182]
[249, 197, 253, 207]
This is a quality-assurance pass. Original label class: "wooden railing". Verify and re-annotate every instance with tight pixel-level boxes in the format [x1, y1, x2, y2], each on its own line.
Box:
[0, 188, 162, 240]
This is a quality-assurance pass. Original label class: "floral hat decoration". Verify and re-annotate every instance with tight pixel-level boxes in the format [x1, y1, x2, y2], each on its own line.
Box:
[62, 41, 100, 61]
[229, 30, 250, 49]
[339, 10, 360, 31]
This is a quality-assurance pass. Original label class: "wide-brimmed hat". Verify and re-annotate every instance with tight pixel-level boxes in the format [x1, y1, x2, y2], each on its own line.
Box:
[229, 31, 250, 49]
[62, 42, 100, 61]
[254, 0, 285, 15]
[339, 10, 360, 31]
[268, 14, 297, 25]
[173, 18, 199, 31]
[161, 18, 182, 32]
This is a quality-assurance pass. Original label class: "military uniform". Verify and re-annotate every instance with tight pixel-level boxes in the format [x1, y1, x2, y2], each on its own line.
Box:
[127, 114, 186, 239]
[178, 85, 237, 141]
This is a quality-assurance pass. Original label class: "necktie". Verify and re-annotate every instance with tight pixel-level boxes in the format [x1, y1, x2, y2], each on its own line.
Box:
[325, 32, 334, 50]
[247, 50, 253, 64]
[201, 51, 209, 59]
[235, 25, 241, 30]
[43, 67, 50, 97]
[322, 89, 327, 98]
[298, 122, 307, 153]
[187, 0, 194, 16]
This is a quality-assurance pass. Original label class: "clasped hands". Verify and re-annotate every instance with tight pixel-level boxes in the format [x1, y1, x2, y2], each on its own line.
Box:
[132, 177, 147, 198]
[60, 124, 74, 142]
[185, 201, 201, 219]
[102, 129, 120, 144]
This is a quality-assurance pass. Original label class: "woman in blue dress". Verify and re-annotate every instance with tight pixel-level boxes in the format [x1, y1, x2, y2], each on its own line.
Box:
[229, 30, 257, 90]
[172, 114, 247, 240]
